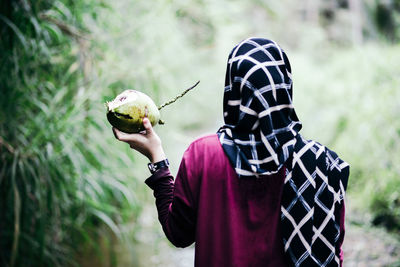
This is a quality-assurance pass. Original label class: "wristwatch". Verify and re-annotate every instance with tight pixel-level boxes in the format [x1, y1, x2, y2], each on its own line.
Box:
[148, 158, 169, 174]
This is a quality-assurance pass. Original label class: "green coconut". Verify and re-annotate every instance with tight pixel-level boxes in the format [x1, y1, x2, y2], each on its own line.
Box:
[106, 81, 200, 133]
[107, 90, 161, 133]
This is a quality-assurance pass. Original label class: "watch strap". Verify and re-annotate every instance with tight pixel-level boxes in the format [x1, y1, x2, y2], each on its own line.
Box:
[148, 158, 169, 174]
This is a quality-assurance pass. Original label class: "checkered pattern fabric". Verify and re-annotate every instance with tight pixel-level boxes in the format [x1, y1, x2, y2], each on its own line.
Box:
[281, 135, 349, 266]
[217, 38, 350, 266]
[217, 37, 301, 177]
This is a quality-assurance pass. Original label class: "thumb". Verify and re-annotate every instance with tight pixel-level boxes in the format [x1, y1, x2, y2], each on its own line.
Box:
[142, 118, 153, 134]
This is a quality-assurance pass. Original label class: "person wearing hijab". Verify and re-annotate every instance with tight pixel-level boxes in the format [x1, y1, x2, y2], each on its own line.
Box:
[113, 37, 350, 267]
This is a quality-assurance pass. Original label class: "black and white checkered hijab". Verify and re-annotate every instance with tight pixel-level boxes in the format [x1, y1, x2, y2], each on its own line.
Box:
[217, 38, 350, 266]
[217, 37, 301, 177]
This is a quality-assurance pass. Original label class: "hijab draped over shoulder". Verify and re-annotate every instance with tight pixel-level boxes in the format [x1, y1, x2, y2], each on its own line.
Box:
[217, 37, 350, 267]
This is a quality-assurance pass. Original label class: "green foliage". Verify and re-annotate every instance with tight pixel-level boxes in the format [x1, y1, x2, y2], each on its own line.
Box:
[292, 44, 400, 234]
[0, 1, 140, 266]
[2, 0, 400, 266]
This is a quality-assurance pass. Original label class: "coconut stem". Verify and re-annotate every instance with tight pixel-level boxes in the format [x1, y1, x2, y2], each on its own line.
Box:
[158, 80, 200, 110]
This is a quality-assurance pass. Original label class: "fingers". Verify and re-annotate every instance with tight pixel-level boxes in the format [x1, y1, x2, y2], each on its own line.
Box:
[112, 121, 162, 161]
[113, 127, 140, 142]
[112, 118, 154, 143]
[112, 127, 119, 139]
[142, 118, 153, 134]
[113, 127, 126, 141]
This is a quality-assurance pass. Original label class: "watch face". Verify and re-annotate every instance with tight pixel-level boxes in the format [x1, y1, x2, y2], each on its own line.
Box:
[148, 163, 156, 173]
[148, 159, 169, 174]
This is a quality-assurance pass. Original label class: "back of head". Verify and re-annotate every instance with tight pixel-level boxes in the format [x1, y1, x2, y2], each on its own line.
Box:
[218, 37, 302, 177]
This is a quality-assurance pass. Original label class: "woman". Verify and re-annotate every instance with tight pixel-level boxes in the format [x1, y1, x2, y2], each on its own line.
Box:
[113, 37, 350, 267]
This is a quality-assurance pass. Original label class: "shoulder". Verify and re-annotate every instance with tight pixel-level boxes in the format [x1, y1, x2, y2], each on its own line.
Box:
[179, 134, 227, 178]
[192, 133, 220, 144]
[296, 135, 349, 170]
[298, 135, 350, 189]
[182, 133, 225, 164]
[324, 146, 350, 193]
[186, 133, 221, 151]
[324, 147, 350, 173]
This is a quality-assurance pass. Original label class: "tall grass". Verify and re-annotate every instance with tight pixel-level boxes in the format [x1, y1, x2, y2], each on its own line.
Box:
[0, 1, 141, 266]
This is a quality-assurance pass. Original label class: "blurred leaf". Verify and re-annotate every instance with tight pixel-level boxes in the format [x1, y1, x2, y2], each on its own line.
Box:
[0, 14, 28, 49]
[42, 22, 63, 43]
[91, 210, 120, 237]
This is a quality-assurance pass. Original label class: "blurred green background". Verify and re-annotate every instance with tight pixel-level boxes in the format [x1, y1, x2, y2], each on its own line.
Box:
[1, 0, 400, 266]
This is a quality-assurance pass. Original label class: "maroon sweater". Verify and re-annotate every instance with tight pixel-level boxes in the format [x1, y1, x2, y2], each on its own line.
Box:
[145, 134, 345, 266]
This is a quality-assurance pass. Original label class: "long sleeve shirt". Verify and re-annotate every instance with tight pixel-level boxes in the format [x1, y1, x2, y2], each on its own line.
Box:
[145, 134, 345, 267]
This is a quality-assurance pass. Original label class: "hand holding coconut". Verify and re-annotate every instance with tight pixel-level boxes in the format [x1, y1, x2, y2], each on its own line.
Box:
[107, 90, 162, 133]
[107, 81, 199, 133]
[112, 118, 166, 163]
[109, 81, 199, 164]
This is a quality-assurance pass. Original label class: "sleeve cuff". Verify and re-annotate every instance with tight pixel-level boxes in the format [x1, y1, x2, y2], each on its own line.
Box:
[144, 167, 172, 190]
